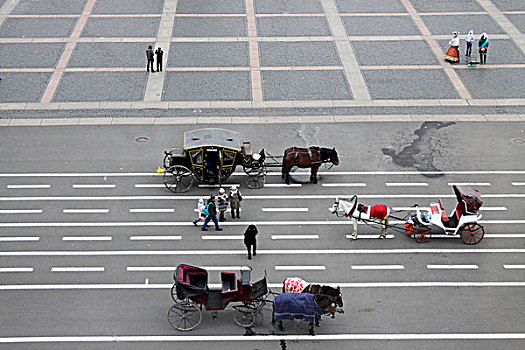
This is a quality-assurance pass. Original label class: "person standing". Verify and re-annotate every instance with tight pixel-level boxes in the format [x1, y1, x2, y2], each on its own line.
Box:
[146, 45, 155, 72]
[193, 198, 205, 226]
[201, 196, 222, 231]
[155, 47, 163, 72]
[217, 188, 228, 222]
[244, 224, 258, 260]
[444, 32, 460, 63]
[229, 185, 242, 219]
[479, 33, 489, 64]
[465, 30, 475, 57]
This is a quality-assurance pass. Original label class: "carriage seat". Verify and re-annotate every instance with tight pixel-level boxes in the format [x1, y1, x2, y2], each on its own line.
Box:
[221, 272, 238, 292]
[186, 271, 207, 289]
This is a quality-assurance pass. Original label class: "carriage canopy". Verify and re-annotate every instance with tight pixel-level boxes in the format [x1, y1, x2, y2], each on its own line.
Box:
[453, 185, 483, 214]
[184, 128, 242, 151]
[174, 264, 208, 299]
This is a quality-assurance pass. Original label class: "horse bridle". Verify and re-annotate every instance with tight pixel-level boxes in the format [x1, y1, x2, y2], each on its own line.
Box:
[333, 195, 357, 217]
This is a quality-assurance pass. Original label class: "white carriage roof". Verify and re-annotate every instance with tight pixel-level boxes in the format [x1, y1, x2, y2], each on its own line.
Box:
[184, 128, 242, 151]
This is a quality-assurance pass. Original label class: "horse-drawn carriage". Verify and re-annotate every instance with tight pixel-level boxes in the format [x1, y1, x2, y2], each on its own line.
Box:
[167, 264, 271, 330]
[162, 128, 267, 192]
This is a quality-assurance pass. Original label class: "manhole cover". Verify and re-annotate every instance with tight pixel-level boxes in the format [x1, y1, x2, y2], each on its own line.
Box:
[135, 136, 150, 143]
[511, 138, 525, 145]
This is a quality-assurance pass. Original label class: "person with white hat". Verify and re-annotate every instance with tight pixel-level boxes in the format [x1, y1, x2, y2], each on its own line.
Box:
[229, 185, 242, 219]
[193, 198, 206, 226]
[217, 188, 229, 222]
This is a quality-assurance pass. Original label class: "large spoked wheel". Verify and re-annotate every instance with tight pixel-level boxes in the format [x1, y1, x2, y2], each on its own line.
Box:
[232, 305, 256, 328]
[164, 165, 194, 193]
[460, 223, 484, 245]
[246, 174, 266, 189]
[167, 301, 202, 331]
[414, 226, 431, 243]
[170, 284, 177, 302]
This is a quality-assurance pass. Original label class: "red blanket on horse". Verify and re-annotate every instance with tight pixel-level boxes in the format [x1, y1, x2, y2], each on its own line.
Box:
[370, 204, 388, 220]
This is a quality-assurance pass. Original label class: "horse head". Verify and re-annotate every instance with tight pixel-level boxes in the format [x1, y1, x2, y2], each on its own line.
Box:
[319, 285, 344, 307]
[330, 148, 339, 166]
[315, 294, 338, 318]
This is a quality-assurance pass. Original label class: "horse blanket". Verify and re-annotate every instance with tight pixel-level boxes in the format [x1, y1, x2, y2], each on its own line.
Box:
[357, 204, 389, 220]
[283, 277, 308, 293]
[274, 293, 325, 323]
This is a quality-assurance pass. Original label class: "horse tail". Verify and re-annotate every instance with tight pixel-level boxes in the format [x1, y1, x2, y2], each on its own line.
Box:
[282, 278, 288, 293]
[281, 149, 288, 179]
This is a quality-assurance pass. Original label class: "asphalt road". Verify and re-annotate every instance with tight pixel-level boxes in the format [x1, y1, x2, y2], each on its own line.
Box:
[0, 122, 524, 349]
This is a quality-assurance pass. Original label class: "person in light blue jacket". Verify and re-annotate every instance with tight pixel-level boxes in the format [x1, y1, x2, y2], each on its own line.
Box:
[465, 30, 475, 57]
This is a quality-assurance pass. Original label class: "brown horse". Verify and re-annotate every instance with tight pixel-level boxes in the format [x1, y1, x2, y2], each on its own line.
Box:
[282, 277, 343, 307]
[281, 146, 339, 185]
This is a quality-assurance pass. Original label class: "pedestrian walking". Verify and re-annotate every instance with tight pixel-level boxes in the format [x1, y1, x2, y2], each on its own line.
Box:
[229, 185, 242, 219]
[445, 32, 460, 63]
[193, 198, 206, 226]
[244, 224, 258, 260]
[479, 33, 489, 64]
[201, 195, 223, 231]
[155, 47, 163, 72]
[465, 30, 475, 57]
[217, 188, 228, 222]
[146, 45, 155, 72]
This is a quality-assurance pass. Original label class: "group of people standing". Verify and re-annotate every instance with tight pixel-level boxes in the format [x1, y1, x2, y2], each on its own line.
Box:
[145, 45, 164, 73]
[192, 186, 257, 259]
[445, 31, 489, 64]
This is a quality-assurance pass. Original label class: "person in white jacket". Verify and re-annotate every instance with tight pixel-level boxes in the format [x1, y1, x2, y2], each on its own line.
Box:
[465, 30, 475, 57]
[192, 198, 206, 226]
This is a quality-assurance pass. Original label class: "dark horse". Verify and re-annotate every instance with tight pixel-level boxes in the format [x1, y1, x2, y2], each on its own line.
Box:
[281, 146, 339, 185]
[282, 277, 343, 307]
[272, 293, 338, 335]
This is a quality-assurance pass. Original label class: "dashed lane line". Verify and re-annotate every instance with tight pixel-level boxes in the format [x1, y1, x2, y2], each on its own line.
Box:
[62, 209, 109, 214]
[264, 184, 302, 188]
[201, 236, 243, 240]
[127, 266, 244, 272]
[129, 236, 181, 240]
[503, 265, 525, 269]
[130, 208, 174, 213]
[51, 267, 105, 272]
[0, 209, 42, 214]
[275, 266, 326, 271]
[346, 235, 395, 239]
[430, 234, 525, 239]
[62, 236, 112, 241]
[261, 208, 309, 212]
[385, 183, 428, 187]
[72, 184, 116, 189]
[0, 268, 33, 273]
[197, 184, 240, 188]
[392, 206, 507, 211]
[351, 265, 404, 270]
[427, 265, 479, 269]
[448, 182, 491, 186]
[0, 237, 39, 242]
[512, 182, 525, 186]
[271, 235, 319, 239]
[6, 185, 50, 189]
[134, 184, 164, 188]
[321, 183, 366, 187]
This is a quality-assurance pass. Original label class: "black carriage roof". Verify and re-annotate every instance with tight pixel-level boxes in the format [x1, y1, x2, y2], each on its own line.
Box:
[184, 128, 242, 151]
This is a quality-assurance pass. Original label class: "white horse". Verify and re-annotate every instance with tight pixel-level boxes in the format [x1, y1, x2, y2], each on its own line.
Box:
[329, 196, 390, 239]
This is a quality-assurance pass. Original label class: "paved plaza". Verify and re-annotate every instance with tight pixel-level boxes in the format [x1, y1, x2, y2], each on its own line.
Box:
[0, 0, 525, 115]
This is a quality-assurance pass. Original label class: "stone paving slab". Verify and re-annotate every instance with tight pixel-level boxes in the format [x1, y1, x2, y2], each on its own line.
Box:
[172, 17, 247, 37]
[437, 38, 525, 64]
[0, 42, 65, 68]
[410, 0, 485, 13]
[456, 68, 525, 99]
[256, 17, 331, 37]
[335, 0, 407, 13]
[421, 14, 505, 35]
[41, 117, 80, 125]
[342, 16, 421, 36]
[12, 0, 87, 15]
[176, 0, 245, 14]
[490, 0, 525, 11]
[168, 42, 249, 67]
[68, 42, 152, 68]
[505, 14, 525, 33]
[352, 40, 439, 65]
[53, 72, 147, 102]
[259, 41, 340, 66]
[0, 17, 77, 38]
[362, 69, 461, 99]
[162, 71, 252, 101]
[92, 0, 164, 14]
[0, 72, 52, 103]
[81, 17, 160, 37]
[255, 0, 324, 14]
[78, 117, 112, 125]
[261, 70, 352, 100]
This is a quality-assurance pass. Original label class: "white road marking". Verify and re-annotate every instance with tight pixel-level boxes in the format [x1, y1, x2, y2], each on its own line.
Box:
[262, 207, 308, 212]
[134, 184, 164, 188]
[1, 248, 525, 257]
[351, 265, 404, 270]
[0, 237, 40, 242]
[423, 234, 525, 239]
[6, 184, 50, 189]
[72, 184, 116, 189]
[275, 266, 326, 271]
[264, 184, 302, 187]
[321, 183, 366, 187]
[198, 184, 240, 188]
[480, 207, 507, 211]
[511, 182, 525, 186]
[503, 265, 525, 269]
[194, 208, 241, 212]
[129, 236, 181, 240]
[0, 209, 42, 214]
[127, 266, 243, 272]
[393, 206, 507, 211]
[271, 235, 319, 239]
[62, 209, 109, 214]
[130, 208, 174, 213]
[201, 235, 243, 240]
[448, 182, 491, 186]
[51, 267, 105, 272]
[346, 234, 395, 239]
[385, 183, 428, 187]
[427, 265, 479, 269]
[0, 268, 33, 272]
[62, 236, 112, 241]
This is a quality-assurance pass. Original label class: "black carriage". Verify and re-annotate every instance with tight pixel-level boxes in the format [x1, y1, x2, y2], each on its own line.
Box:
[163, 128, 267, 192]
[167, 264, 272, 331]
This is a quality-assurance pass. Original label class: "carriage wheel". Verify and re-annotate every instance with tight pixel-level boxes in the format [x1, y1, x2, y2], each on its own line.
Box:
[414, 227, 431, 243]
[232, 305, 256, 328]
[167, 302, 202, 331]
[163, 153, 171, 169]
[245, 174, 266, 189]
[163, 165, 194, 193]
[460, 223, 484, 245]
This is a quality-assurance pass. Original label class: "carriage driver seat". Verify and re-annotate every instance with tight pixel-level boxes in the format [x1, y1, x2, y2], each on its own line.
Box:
[221, 272, 238, 293]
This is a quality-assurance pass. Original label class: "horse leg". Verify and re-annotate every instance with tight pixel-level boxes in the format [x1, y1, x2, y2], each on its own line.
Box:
[315, 315, 321, 327]
[379, 217, 389, 239]
[311, 165, 319, 184]
[278, 320, 284, 332]
[308, 322, 315, 336]
[351, 218, 358, 240]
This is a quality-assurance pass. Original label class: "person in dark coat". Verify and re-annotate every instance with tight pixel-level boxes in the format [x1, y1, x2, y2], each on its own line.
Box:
[155, 47, 163, 72]
[229, 185, 242, 219]
[201, 196, 222, 231]
[146, 45, 155, 72]
[244, 224, 258, 260]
